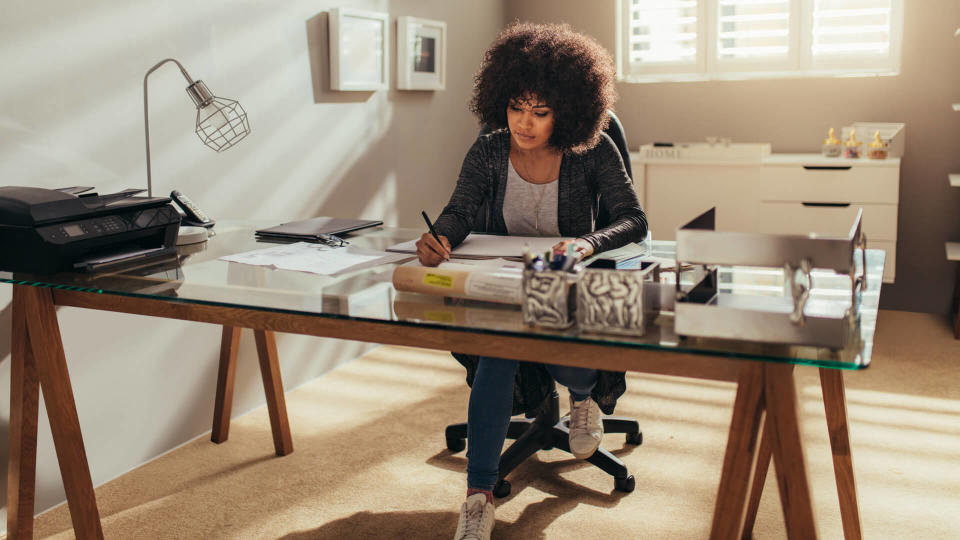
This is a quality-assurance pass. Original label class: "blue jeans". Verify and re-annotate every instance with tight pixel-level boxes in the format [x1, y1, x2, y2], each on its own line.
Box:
[465, 356, 598, 490]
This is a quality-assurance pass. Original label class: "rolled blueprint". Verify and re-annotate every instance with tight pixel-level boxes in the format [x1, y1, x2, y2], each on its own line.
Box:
[392, 262, 523, 304]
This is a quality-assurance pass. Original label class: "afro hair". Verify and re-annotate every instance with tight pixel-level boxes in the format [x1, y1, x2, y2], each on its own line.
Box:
[470, 22, 617, 154]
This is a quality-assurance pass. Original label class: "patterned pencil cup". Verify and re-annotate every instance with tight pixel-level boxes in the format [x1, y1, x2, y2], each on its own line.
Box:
[522, 270, 578, 329]
[577, 261, 660, 336]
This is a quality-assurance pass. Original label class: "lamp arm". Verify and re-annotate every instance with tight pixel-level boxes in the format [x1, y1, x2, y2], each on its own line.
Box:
[143, 59, 196, 197]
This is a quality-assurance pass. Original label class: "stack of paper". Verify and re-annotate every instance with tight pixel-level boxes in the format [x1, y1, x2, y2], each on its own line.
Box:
[220, 242, 409, 276]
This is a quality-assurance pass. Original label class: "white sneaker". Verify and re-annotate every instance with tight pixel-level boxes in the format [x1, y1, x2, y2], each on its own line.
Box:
[568, 395, 603, 459]
[454, 493, 495, 540]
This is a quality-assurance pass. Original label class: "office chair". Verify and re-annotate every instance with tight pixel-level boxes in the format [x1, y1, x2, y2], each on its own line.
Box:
[444, 110, 643, 497]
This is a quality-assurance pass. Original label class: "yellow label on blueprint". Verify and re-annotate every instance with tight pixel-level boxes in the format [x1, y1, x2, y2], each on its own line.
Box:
[425, 310, 456, 323]
[424, 273, 454, 288]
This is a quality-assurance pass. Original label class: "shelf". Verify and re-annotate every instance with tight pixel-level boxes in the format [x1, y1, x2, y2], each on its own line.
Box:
[948, 242, 960, 262]
[951, 174, 960, 188]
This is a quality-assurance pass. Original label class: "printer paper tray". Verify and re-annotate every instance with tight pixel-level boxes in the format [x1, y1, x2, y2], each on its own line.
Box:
[73, 246, 176, 272]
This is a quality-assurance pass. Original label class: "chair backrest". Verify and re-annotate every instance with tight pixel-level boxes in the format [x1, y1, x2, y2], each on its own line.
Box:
[604, 110, 632, 180]
[597, 110, 631, 229]
[475, 109, 632, 231]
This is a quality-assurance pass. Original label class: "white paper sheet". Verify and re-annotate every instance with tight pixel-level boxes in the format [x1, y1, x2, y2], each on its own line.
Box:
[387, 233, 571, 259]
[220, 242, 410, 276]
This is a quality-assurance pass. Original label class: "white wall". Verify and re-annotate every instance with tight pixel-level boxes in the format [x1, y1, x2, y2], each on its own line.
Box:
[0, 0, 505, 523]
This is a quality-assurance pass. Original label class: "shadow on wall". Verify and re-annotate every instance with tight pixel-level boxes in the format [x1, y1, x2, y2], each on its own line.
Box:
[199, 10, 399, 222]
[308, 103, 398, 223]
[306, 12, 373, 104]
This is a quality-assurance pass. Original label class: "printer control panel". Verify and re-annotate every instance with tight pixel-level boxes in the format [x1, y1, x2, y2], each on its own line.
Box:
[40, 215, 128, 242]
[37, 207, 178, 243]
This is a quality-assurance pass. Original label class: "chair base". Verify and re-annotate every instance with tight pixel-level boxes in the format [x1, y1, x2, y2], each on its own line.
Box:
[445, 389, 642, 497]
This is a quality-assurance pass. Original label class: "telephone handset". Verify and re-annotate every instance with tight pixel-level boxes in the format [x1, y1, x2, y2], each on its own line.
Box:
[170, 190, 215, 228]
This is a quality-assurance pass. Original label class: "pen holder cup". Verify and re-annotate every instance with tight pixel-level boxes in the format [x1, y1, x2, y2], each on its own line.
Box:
[522, 269, 578, 329]
[576, 261, 661, 336]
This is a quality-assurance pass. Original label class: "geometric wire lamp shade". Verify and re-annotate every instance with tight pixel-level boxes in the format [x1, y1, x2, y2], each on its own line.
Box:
[187, 79, 250, 152]
[143, 58, 251, 196]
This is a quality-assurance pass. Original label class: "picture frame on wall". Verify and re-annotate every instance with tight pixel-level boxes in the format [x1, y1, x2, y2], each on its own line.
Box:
[397, 16, 446, 91]
[329, 8, 389, 91]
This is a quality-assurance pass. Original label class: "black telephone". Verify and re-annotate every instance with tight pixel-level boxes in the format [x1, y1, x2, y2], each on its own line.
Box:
[170, 190, 215, 228]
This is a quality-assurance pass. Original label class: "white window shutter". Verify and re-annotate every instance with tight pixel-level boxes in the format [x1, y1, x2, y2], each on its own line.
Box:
[809, 0, 900, 72]
[716, 0, 791, 61]
[625, 0, 702, 76]
[619, 0, 902, 81]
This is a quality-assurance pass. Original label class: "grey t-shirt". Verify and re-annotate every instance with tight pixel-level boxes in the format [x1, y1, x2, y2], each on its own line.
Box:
[502, 159, 560, 236]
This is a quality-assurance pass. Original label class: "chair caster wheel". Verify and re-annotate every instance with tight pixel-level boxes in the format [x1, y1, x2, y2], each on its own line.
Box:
[446, 437, 465, 452]
[615, 475, 635, 493]
[626, 431, 643, 445]
[493, 480, 511, 498]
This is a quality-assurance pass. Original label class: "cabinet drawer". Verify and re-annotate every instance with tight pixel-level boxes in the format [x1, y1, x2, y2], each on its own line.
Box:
[755, 164, 899, 204]
[755, 201, 897, 241]
[645, 165, 760, 240]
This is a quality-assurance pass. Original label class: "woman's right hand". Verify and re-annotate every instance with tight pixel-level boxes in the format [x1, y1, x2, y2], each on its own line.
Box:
[415, 232, 451, 266]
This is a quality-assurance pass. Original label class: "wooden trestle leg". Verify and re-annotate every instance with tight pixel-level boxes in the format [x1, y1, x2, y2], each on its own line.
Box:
[212, 326, 241, 443]
[254, 329, 293, 456]
[12, 285, 104, 539]
[820, 368, 863, 540]
[211, 326, 293, 456]
[711, 362, 817, 540]
[8, 286, 40, 539]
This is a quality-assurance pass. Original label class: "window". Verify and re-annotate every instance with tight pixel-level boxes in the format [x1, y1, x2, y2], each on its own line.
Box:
[618, 0, 902, 81]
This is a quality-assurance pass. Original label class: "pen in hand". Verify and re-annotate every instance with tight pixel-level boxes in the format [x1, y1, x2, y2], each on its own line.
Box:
[421, 210, 449, 261]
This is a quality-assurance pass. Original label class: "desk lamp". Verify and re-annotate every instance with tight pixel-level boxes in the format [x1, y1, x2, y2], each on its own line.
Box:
[143, 58, 250, 244]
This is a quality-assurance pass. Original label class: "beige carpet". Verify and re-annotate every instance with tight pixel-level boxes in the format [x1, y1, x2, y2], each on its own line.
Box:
[32, 310, 960, 539]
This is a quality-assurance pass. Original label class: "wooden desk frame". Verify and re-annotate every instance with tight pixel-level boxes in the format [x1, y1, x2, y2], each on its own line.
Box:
[7, 285, 862, 539]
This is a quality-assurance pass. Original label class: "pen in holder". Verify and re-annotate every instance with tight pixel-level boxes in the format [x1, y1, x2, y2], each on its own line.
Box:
[577, 261, 660, 336]
[522, 269, 579, 329]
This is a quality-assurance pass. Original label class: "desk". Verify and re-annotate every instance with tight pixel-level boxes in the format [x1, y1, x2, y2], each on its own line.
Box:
[1, 224, 882, 539]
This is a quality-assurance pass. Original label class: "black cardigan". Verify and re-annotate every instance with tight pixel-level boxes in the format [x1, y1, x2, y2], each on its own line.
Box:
[434, 130, 648, 417]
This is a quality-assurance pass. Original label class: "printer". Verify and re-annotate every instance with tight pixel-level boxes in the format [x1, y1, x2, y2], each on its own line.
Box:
[0, 186, 181, 274]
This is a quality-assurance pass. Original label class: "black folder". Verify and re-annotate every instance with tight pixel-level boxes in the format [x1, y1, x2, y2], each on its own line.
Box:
[255, 217, 383, 241]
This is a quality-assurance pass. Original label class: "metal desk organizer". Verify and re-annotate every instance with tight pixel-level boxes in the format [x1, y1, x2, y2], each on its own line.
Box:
[522, 269, 578, 329]
[577, 260, 660, 336]
[674, 207, 867, 348]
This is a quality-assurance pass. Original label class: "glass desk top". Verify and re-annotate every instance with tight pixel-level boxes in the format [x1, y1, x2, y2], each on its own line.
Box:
[1, 222, 884, 370]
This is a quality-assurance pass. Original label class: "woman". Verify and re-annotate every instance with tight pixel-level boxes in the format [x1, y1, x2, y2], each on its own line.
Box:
[415, 23, 647, 540]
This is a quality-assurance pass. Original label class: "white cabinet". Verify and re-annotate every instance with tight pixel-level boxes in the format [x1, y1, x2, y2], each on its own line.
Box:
[630, 153, 901, 283]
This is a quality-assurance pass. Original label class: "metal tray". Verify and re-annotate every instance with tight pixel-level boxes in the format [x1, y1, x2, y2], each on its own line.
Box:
[673, 208, 866, 348]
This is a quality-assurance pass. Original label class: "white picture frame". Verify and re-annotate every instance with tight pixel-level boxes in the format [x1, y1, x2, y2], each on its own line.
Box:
[329, 8, 389, 91]
[397, 16, 446, 90]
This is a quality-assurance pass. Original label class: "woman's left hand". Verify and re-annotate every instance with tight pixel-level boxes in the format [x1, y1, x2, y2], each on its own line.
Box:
[552, 238, 594, 260]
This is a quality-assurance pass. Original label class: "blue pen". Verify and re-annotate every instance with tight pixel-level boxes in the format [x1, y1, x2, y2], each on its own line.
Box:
[550, 253, 566, 270]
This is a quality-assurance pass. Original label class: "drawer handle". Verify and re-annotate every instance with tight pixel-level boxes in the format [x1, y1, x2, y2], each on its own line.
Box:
[802, 202, 852, 207]
[803, 165, 852, 170]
